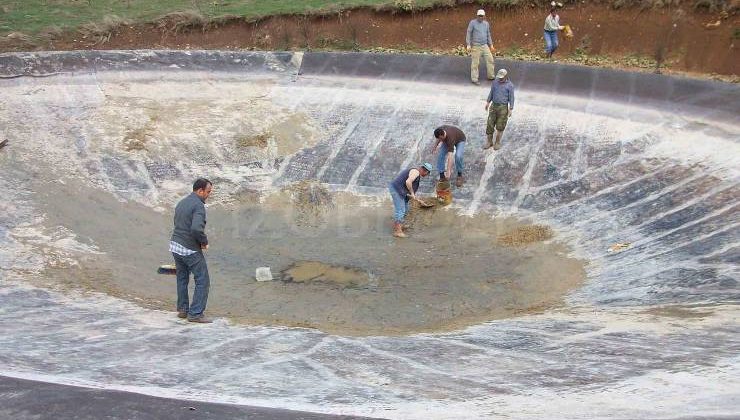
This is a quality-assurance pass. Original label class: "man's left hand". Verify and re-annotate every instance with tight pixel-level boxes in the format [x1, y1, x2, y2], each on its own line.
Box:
[508, 109, 513, 118]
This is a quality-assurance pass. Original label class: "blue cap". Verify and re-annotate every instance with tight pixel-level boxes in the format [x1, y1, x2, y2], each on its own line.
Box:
[422, 162, 433, 172]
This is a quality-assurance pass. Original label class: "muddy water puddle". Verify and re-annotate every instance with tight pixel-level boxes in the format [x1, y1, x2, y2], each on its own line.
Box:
[27, 181, 586, 336]
[282, 261, 378, 289]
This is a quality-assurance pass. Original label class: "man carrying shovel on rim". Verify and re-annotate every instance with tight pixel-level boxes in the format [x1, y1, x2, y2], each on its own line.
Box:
[389, 163, 433, 238]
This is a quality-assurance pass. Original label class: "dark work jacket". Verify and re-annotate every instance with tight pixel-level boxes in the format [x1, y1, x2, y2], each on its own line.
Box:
[170, 192, 208, 252]
[436, 125, 466, 148]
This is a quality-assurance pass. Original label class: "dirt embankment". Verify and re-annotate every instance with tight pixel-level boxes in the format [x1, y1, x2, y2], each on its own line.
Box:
[3, 3, 737, 77]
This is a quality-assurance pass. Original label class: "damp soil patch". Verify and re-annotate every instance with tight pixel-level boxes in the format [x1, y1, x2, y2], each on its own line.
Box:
[498, 225, 554, 247]
[282, 261, 376, 289]
[25, 181, 587, 336]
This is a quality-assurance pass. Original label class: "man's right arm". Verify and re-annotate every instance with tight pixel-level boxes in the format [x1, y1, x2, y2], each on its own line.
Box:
[506, 85, 515, 117]
[485, 84, 495, 110]
[405, 170, 420, 199]
[191, 205, 208, 247]
[509, 85, 515, 111]
[432, 137, 442, 152]
[466, 21, 473, 48]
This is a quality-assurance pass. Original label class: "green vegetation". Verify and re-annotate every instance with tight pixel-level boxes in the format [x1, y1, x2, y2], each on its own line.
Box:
[1, 0, 735, 37]
[478, 0, 526, 8]
[0, 0, 445, 37]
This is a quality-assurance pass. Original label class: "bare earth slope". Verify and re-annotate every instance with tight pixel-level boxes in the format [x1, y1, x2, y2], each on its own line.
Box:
[1, 3, 737, 77]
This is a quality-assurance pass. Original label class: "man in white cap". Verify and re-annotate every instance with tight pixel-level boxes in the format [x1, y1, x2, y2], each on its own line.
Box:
[466, 9, 495, 85]
[484, 68, 515, 151]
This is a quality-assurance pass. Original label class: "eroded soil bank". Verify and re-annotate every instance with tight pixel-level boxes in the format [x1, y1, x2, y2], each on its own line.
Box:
[4, 4, 737, 76]
[28, 179, 585, 336]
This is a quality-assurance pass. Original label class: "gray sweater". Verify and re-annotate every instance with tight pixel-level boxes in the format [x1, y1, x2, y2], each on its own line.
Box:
[466, 19, 492, 46]
[171, 192, 208, 252]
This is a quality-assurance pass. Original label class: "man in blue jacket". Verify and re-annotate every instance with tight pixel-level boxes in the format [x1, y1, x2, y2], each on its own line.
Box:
[170, 178, 213, 323]
[484, 68, 515, 150]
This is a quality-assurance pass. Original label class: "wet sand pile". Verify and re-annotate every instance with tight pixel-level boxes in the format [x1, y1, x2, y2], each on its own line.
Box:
[498, 225, 554, 247]
[403, 197, 440, 229]
[236, 132, 270, 148]
[26, 179, 586, 336]
[283, 180, 334, 226]
[233, 114, 320, 156]
[122, 126, 153, 151]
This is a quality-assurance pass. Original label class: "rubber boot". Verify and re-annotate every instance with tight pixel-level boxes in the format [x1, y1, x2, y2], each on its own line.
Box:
[483, 134, 494, 150]
[493, 136, 502, 150]
[456, 174, 465, 188]
[393, 222, 407, 238]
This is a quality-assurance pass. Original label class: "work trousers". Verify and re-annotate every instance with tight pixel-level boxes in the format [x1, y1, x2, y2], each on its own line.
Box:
[470, 44, 495, 83]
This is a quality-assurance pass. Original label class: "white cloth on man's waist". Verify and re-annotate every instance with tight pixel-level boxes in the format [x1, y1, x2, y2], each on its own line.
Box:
[169, 240, 197, 256]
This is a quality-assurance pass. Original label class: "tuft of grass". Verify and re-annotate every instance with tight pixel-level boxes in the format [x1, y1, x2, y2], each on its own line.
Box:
[316, 36, 360, 51]
[297, 16, 312, 49]
[478, 0, 525, 9]
[692, 0, 729, 12]
[4, 31, 34, 43]
[1, 31, 36, 49]
[394, 0, 416, 11]
[277, 25, 293, 51]
[79, 15, 133, 44]
[156, 10, 208, 33]
[503, 43, 528, 57]
[574, 34, 592, 56]
[39, 26, 64, 39]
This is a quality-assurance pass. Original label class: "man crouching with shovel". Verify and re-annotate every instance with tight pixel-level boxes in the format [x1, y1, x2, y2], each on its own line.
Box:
[389, 163, 433, 238]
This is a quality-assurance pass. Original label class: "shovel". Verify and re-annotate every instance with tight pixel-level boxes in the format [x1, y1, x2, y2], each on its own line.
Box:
[157, 264, 177, 275]
[414, 197, 435, 208]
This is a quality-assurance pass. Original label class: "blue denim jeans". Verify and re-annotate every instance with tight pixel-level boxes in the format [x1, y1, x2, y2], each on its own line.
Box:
[544, 30, 559, 55]
[389, 187, 409, 223]
[172, 251, 210, 319]
[436, 141, 465, 176]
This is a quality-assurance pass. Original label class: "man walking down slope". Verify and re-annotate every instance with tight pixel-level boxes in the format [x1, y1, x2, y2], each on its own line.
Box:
[484, 69, 515, 151]
[467, 9, 495, 85]
[170, 178, 214, 323]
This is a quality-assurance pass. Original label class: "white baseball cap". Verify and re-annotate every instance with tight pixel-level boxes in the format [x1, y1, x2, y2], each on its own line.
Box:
[496, 69, 508, 79]
[477, 9, 485, 16]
